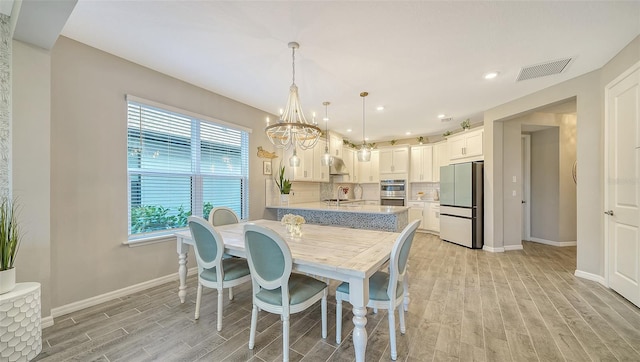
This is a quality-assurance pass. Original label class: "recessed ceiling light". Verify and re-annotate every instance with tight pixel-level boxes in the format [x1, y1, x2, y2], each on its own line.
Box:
[438, 114, 446, 119]
[365, 137, 369, 141]
[376, 106, 385, 111]
[346, 129, 352, 132]
[484, 71, 499, 80]
[405, 132, 411, 135]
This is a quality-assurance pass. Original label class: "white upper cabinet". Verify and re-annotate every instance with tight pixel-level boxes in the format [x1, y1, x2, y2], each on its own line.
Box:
[358, 149, 380, 183]
[329, 133, 343, 158]
[447, 128, 483, 163]
[285, 140, 329, 182]
[410, 145, 434, 182]
[432, 141, 448, 182]
[313, 139, 330, 182]
[342, 147, 359, 182]
[379, 146, 409, 174]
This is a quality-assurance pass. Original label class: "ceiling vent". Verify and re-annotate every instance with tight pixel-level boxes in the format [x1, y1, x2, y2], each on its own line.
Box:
[440, 117, 453, 122]
[516, 57, 573, 82]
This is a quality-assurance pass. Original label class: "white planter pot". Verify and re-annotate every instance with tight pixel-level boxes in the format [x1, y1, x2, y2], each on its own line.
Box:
[0, 267, 16, 294]
[280, 194, 289, 206]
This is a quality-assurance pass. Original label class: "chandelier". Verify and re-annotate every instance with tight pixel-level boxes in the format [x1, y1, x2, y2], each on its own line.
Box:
[357, 91, 371, 162]
[265, 42, 322, 151]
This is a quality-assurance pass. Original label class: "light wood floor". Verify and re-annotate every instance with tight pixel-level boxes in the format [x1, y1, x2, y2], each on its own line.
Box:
[35, 233, 640, 361]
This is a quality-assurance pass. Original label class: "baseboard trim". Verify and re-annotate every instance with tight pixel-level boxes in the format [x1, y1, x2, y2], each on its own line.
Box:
[50, 267, 198, 320]
[41, 315, 54, 329]
[483, 245, 505, 253]
[529, 237, 577, 247]
[574, 270, 606, 286]
[504, 244, 524, 251]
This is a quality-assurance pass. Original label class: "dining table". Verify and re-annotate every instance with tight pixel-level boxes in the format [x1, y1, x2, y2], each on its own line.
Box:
[174, 219, 404, 362]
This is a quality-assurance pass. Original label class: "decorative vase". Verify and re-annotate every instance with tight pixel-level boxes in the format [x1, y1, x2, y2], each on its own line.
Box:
[0, 268, 16, 294]
[280, 194, 289, 205]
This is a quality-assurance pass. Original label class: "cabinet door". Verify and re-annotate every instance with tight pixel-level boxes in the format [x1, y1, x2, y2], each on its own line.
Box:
[465, 130, 483, 158]
[422, 146, 433, 181]
[301, 147, 314, 180]
[392, 148, 409, 173]
[448, 136, 466, 160]
[330, 134, 343, 158]
[433, 141, 448, 182]
[313, 140, 329, 182]
[343, 148, 354, 182]
[379, 149, 393, 173]
[410, 147, 424, 182]
[369, 150, 380, 183]
[408, 202, 424, 228]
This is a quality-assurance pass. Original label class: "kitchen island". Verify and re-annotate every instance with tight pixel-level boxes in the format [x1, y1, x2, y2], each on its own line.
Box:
[267, 201, 409, 232]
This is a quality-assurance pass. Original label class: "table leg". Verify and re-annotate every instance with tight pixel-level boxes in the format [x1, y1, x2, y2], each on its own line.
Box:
[177, 237, 189, 303]
[349, 277, 369, 362]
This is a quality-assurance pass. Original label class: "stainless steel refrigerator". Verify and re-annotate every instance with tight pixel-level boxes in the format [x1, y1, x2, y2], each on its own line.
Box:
[439, 161, 483, 248]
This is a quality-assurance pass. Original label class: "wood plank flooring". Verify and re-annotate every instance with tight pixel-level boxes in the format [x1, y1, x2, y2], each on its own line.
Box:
[35, 234, 640, 361]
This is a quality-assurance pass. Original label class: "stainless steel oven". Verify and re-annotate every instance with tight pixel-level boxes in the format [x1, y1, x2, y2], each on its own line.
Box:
[380, 179, 406, 206]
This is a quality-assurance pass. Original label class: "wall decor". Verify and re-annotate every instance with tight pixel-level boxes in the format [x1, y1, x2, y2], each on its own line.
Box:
[263, 161, 272, 175]
[257, 146, 278, 159]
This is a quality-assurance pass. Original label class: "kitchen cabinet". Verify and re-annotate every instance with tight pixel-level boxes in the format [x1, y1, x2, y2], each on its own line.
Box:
[329, 133, 343, 158]
[448, 128, 483, 163]
[432, 141, 448, 182]
[341, 147, 359, 182]
[285, 139, 329, 182]
[379, 146, 409, 174]
[408, 201, 425, 229]
[410, 145, 434, 182]
[358, 149, 380, 183]
[424, 202, 440, 232]
[313, 139, 330, 182]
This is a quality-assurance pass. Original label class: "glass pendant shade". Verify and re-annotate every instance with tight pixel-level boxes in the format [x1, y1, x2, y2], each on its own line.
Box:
[321, 146, 333, 166]
[289, 148, 300, 167]
[358, 91, 371, 162]
[320, 101, 333, 167]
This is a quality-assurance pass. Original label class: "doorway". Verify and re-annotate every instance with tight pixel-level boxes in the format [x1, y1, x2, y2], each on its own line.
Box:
[521, 134, 531, 241]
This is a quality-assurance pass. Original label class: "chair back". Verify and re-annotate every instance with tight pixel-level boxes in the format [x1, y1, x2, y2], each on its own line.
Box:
[188, 216, 225, 277]
[387, 220, 421, 300]
[209, 207, 239, 226]
[244, 224, 293, 296]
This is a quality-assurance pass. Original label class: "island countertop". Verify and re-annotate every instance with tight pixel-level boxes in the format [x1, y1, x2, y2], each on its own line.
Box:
[266, 201, 409, 214]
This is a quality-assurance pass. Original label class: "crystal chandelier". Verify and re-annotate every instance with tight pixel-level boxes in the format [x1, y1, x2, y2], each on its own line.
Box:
[321, 101, 333, 166]
[265, 42, 322, 152]
[357, 92, 371, 162]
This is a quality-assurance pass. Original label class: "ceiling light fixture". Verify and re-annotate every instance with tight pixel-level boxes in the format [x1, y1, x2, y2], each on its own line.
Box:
[438, 114, 446, 119]
[484, 71, 499, 80]
[321, 101, 333, 167]
[376, 106, 385, 111]
[357, 92, 371, 162]
[265, 42, 322, 157]
[346, 129, 352, 133]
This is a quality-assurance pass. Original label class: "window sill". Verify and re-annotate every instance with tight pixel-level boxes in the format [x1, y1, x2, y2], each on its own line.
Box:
[123, 228, 187, 247]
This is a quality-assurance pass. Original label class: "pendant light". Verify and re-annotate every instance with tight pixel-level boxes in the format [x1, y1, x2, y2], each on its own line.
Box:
[265, 42, 322, 151]
[290, 146, 300, 167]
[321, 101, 333, 166]
[357, 92, 371, 162]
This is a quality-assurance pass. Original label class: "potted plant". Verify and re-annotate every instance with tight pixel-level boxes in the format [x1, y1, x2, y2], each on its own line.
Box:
[417, 136, 426, 144]
[0, 197, 21, 294]
[275, 164, 292, 205]
[460, 118, 471, 131]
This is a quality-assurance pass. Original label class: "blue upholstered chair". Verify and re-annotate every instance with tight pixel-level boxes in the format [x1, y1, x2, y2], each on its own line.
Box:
[244, 223, 328, 362]
[187, 216, 251, 331]
[335, 220, 420, 360]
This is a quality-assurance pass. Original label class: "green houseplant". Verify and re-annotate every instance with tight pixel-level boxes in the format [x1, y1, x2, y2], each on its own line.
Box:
[0, 197, 21, 294]
[275, 164, 292, 205]
[460, 118, 471, 130]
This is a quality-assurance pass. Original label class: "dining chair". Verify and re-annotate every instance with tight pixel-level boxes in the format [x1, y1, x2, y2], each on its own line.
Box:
[335, 219, 420, 361]
[187, 216, 251, 331]
[244, 223, 328, 362]
[208, 206, 239, 226]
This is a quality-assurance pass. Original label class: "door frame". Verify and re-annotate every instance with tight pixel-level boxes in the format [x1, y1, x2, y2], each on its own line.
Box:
[522, 134, 531, 241]
[604, 60, 640, 288]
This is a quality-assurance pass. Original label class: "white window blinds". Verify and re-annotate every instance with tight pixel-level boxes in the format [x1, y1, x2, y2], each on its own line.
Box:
[127, 98, 249, 238]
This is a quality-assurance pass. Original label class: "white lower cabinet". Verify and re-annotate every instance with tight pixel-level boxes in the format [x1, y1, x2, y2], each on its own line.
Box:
[408, 201, 425, 229]
[425, 202, 440, 232]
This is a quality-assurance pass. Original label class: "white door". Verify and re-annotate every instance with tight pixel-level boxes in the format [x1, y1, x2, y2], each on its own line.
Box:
[606, 62, 640, 308]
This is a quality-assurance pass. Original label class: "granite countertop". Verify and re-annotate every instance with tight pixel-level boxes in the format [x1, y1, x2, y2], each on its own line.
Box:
[408, 199, 440, 203]
[267, 201, 409, 214]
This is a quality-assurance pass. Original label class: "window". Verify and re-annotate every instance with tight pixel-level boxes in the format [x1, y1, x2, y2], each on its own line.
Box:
[127, 96, 249, 239]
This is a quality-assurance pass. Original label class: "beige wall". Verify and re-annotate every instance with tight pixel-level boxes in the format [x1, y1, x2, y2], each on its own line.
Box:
[502, 120, 523, 247]
[531, 127, 560, 241]
[47, 36, 276, 308]
[12, 40, 53, 315]
[485, 35, 640, 277]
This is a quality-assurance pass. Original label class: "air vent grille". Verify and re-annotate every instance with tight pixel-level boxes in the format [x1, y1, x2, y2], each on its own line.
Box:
[516, 58, 572, 81]
[440, 117, 453, 122]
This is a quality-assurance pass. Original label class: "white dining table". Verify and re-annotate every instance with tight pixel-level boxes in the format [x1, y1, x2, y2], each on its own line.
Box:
[175, 219, 403, 362]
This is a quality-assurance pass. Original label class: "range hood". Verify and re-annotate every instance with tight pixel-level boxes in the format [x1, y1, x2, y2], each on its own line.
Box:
[329, 157, 349, 175]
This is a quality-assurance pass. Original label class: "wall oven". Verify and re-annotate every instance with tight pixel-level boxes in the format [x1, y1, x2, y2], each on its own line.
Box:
[380, 179, 406, 206]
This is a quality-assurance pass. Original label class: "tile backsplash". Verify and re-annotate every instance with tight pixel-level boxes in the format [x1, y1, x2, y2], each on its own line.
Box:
[409, 182, 440, 200]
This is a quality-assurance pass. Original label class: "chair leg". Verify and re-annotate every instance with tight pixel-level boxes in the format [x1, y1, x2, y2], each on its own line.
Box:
[373, 307, 378, 314]
[194, 283, 203, 320]
[388, 307, 397, 360]
[335, 295, 342, 344]
[398, 304, 406, 334]
[249, 304, 258, 349]
[217, 288, 223, 331]
[321, 288, 327, 339]
[282, 314, 290, 362]
[229, 287, 234, 300]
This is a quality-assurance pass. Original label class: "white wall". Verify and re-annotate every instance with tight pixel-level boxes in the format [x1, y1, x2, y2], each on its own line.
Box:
[46, 36, 276, 309]
[12, 40, 52, 315]
[485, 35, 640, 278]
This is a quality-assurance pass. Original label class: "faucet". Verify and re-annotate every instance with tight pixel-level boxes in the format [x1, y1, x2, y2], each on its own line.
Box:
[337, 185, 346, 206]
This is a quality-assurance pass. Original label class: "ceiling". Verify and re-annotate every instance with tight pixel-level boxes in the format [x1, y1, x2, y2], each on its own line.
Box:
[60, 1, 639, 143]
